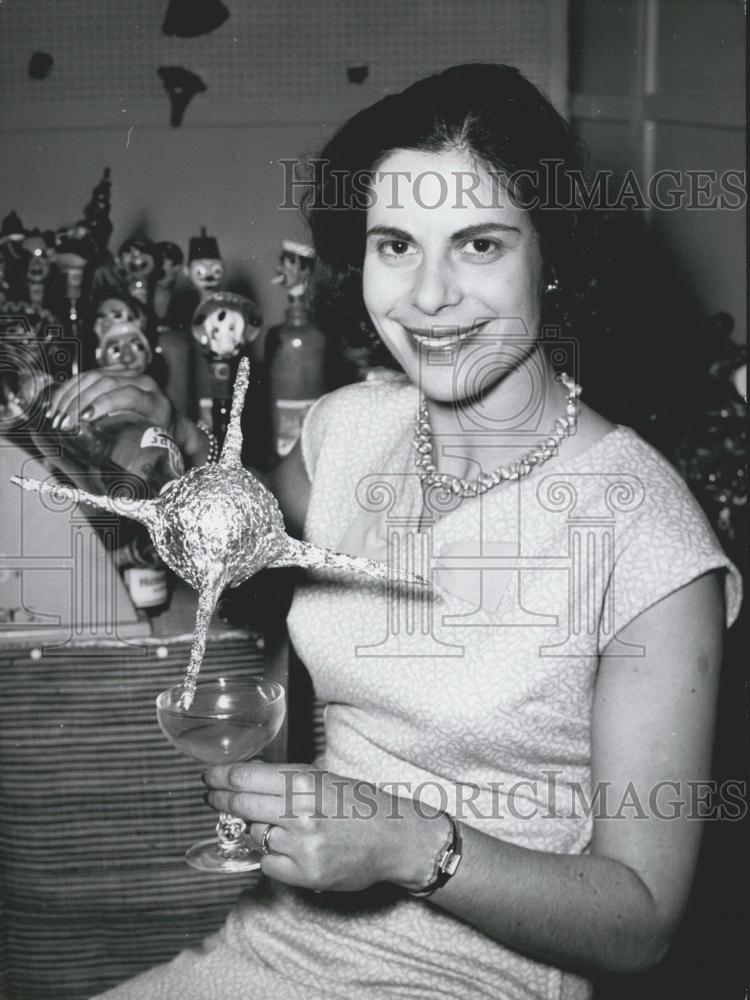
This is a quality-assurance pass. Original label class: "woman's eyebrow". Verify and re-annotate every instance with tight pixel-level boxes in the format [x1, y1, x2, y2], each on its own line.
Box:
[452, 222, 521, 240]
[365, 225, 412, 240]
[365, 222, 521, 241]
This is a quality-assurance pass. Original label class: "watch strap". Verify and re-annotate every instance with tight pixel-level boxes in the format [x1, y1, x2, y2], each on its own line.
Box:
[407, 813, 463, 898]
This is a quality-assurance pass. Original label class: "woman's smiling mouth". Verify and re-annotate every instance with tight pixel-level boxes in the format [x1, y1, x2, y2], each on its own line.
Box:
[405, 320, 489, 350]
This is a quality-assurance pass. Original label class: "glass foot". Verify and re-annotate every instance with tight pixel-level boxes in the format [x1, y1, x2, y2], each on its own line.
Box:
[184, 835, 263, 873]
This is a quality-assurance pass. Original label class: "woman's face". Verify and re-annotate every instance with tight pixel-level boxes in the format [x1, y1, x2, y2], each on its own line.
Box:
[363, 147, 544, 405]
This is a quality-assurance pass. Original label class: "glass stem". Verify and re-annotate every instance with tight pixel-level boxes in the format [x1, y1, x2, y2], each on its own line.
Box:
[216, 812, 247, 851]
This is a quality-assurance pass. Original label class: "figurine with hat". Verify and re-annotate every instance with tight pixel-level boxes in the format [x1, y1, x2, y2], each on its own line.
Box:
[187, 226, 225, 299]
[272, 238, 315, 302]
[117, 237, 159, 306]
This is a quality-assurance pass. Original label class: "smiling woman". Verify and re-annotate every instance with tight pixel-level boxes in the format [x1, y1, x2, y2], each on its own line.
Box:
[92, 63, 742, 1000]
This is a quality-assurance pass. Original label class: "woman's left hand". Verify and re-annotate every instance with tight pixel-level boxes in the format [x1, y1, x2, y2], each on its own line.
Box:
[203, 761, 444, 893]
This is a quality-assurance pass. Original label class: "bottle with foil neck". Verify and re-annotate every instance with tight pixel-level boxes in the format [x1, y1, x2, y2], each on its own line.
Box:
[265, 294, 327, 460]
[264, 240, 327, 462]
[29, 400, 184, 617]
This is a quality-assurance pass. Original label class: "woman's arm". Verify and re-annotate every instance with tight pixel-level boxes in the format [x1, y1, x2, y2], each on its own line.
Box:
[205, 570, 725, 977]
[405, 570, 725, 974]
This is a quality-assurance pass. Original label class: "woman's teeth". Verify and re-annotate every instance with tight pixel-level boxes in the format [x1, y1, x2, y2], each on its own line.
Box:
[410, 323, 485, 350]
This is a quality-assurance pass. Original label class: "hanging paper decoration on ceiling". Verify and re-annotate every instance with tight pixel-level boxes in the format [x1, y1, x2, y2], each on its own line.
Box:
[162, 0, 230, 38]
[157, 66, 207, 127]
[28, 52, 54, 80]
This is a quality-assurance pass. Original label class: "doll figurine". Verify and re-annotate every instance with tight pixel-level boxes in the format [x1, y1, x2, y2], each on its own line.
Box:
[92, 293, 147, 338]
[186, 228, 224, 300]
[191, 292, 262, 361]
[21, 230, 56, 310]
[272, 238, 315, 300]
[95, 320, 153, 375]
[191, 292, 262, 438]
[117, 238, 158, 306]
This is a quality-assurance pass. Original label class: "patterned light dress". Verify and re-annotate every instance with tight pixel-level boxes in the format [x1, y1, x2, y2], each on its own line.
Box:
[96, 376, 742, 1000]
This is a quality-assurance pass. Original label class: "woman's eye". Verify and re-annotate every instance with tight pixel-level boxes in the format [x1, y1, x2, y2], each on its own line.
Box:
[377, 239, 416, 259]
[460, 238, 502, 258]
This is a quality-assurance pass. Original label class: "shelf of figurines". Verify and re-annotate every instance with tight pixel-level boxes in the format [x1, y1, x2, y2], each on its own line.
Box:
[0, 170, 351, 468]
[0, 172, 341, 649]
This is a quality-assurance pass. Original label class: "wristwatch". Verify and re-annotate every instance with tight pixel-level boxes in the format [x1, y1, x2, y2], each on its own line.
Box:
[408, 813, 463, 898]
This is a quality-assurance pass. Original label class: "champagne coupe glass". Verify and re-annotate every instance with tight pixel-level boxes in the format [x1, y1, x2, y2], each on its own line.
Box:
[156, 676, 286, 873]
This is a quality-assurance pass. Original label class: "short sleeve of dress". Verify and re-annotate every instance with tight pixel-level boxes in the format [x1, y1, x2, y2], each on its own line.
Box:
[299, 392, 336, 482]
[599, 442, 743, 653]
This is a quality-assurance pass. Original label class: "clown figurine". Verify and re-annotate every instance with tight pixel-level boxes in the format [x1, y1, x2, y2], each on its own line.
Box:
[191, 291, 262, 441]
[117, 237, 158, 306]
[271, 238, 315, 301]
[95, 320, 153, 375]
[21, 230, 57, 311]
[92, 292, 147, 338]
[186, 227, 224, 300]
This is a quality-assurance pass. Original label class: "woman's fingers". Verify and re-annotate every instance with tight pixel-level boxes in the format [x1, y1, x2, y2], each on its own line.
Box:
[248, 821, 291, 856]
[46, 371, 105, 426]
[205, 766, 395, 891]
[204, 761, 314, 797]
[76, 383, 156, 424]
[45, 372, 172, 430]
[205, 788, 283, 823]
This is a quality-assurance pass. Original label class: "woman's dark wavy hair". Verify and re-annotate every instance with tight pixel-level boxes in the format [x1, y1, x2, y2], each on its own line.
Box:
[302, 63, 602, 372]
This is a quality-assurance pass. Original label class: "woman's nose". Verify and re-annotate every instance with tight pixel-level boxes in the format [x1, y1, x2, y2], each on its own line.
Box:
[410, 256, 460, 316]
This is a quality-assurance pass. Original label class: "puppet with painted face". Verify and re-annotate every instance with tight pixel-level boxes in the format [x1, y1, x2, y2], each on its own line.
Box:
[93, 292, 147, 339]
[272, 238, 315, 302]
[186, 228, 224, 300]
[191, 291, 261, 439]
[191, 292, 261, 361]
[21, 230, 57, 310]
[95, 320, 153, 375]
[117, 237, 158, 306]
[91, 292, 153, 374]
